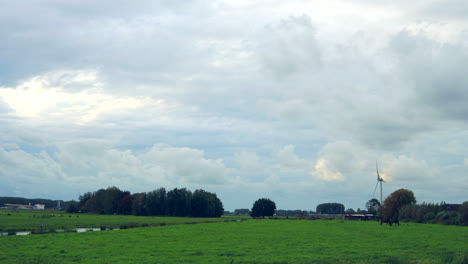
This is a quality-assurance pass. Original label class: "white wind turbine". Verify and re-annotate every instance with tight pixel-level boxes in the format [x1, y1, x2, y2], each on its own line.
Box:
[373, 161, 385, 206]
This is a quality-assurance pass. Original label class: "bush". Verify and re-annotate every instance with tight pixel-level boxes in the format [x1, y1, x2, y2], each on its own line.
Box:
[436, 211, 449, 221]
[423, 212, 435, 222]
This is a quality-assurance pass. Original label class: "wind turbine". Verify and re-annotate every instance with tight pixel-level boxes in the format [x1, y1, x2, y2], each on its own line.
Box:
[373, 161, 385, 205]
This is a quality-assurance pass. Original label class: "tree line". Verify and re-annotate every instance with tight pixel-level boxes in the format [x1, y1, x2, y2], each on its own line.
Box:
[366, 188, 468, 226]
[66, 186, 224, 217]
[399, 201, 468, 225]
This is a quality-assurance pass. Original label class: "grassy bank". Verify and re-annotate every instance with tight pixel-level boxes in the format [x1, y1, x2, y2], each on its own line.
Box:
[1, 219, 467, 263]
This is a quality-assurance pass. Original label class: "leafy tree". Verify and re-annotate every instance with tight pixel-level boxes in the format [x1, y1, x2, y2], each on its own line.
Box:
[102, 186, 124, 214]
[366, 198, 381, 215]
[131, 193, 147, 216]
[79, 192, 93, 208]
[191, 189, 224, 217]
[66, 200, 79, 213]
[382, 188, 416, 221]
[145, 188, 167, 216]
[251, 198, 276, 217]
[119, 195, 132, 215]
[82, 189, 105, 213]
[345, 208, 355, 214]
[316, 203, 345, 214]
[167, 188, 192, 217]
[460, 201, 468, 226]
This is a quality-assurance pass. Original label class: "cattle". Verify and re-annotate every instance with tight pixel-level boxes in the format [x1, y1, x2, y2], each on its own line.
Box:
[380, 218, 400, 226]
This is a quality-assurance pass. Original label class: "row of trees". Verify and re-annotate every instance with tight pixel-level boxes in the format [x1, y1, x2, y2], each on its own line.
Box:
[371, 188, 468, 226]
[398, 201, 468, 225]
[316, 203, 345, 214]
[66, 186, 224, 217]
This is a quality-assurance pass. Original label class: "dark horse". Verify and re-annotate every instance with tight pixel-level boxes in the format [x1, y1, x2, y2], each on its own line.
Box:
[380, 218, 400, 226]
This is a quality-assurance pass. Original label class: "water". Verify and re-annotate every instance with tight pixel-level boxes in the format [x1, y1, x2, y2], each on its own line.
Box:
[76, 228, 101, 232]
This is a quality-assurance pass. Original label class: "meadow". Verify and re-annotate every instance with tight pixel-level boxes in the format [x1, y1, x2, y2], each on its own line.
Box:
[0, 210, 247, 233]
[1, 216, 467, 263]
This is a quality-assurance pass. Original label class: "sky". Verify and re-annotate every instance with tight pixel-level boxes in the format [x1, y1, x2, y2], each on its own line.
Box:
[0, 0, 467, 211]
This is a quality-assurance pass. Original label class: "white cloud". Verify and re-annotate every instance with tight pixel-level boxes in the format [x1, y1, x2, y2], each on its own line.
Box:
[275, 145, 311, 171]
[0, 70, 170, 125]
[0, 142, 233, 199]
[379, 155, 436, 183]
[0, 147, 66, 198]
[310, 158, 344, 181]
[236, 151, 262, 172]
[143, 144, 232, 185]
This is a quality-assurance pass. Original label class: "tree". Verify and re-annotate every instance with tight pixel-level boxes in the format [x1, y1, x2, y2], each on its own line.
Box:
[167, 188, 192, 217]
[145, 188, 167, 216]
[460, 201, 468, 226]
[102, 186, 124, 214]
[66, 200, 79, 213]
[251, 198, 276, 217]
[316, 203, 345, 214]
[191, 189, 224, 217]
[382, 188, 416, 221]
[79, 192, 93, 208]
[131, 193, 147, 216]
[366, 198, 381, 215]
[119, 195, 132, 215]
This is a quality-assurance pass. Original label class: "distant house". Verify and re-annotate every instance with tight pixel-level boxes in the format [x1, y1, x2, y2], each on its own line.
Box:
[4, 203, 45, 210]
[446, 204, 461, 212]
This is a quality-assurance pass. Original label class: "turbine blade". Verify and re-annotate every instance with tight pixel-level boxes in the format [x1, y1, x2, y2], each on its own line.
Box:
[373, 181, 379, 198]
[376, 160, 380, 180]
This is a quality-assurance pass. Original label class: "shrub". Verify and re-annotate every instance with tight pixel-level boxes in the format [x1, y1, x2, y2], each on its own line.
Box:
[423, 212, 435, 222]
[436, 211, 449, 221]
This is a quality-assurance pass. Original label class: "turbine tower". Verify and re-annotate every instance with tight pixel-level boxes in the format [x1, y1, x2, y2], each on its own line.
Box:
[373, 161, 385, 205]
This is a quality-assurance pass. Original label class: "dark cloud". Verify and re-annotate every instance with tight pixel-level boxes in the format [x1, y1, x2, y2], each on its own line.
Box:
[257, 15, 321, 78]
[389, 30, 468, 122]
[0, 0, 219, 85]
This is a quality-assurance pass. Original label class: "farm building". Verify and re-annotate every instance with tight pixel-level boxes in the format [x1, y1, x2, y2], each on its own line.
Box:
[344, 214, 380, 221]
[3, 203, 45, 210]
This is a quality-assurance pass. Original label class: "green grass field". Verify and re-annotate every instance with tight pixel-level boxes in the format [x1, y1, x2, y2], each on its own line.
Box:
[1, 218, 467, 263]
[0, 211, 247, 232]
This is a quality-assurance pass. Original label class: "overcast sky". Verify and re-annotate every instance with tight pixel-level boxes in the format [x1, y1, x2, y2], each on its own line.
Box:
[1, 0, 467, 211]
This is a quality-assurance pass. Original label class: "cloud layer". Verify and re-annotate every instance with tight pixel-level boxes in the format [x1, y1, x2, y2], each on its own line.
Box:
[1, 0, 467, 211]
